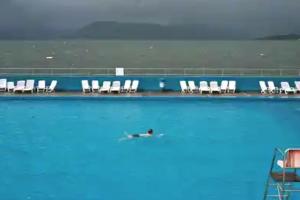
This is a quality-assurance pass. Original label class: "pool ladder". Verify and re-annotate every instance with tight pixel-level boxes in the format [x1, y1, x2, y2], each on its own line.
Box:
[263, 148, 300, 200]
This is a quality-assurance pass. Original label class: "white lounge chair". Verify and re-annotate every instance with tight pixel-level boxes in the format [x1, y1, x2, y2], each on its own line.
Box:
[7, 82, 14, 92]
[280, 82, 295, 94]
[92, 80, 100, 92]
[294, 81, 300, 93]
[110, 81, 121, 93]
[14, 80, 25, 93]
[23, 80, 35, 93]
[180, 81, 188, 93]
[267, 81, 277, 94]
[199, 81, 210, 94]
[81, 80, 91, 93]
[0, 79, 7, 92]
[188, 81, 198, 93]
[259, 81, 268, 94]
[46, 80, 57, 93]
[130, 80, 139, 93]
[100, 81, 111, 93]
[220, 80, 228, 93]
[210, 81, 221, 94]
[228, 81, 236, 93]
[122, 80, 131, 93]
[37, 80, 46, 93]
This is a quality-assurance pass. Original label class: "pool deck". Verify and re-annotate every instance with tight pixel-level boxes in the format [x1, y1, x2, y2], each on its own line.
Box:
[1, 91, 300, 97]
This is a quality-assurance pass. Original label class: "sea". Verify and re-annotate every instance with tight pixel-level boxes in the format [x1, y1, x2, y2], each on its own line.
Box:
[0, 40, 299, 69]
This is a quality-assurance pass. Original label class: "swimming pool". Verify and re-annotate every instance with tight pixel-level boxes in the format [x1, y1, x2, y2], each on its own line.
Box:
[0, 97, 299, 200]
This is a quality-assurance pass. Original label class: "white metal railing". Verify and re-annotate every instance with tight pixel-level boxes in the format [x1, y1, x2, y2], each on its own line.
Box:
[0, 67, 300, 76]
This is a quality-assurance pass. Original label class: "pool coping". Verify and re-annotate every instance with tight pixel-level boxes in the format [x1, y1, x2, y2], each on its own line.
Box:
[1, 91, 300, 100]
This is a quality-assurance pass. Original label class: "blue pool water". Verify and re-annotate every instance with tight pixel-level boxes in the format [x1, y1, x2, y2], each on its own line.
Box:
[0, 98, 300, 200]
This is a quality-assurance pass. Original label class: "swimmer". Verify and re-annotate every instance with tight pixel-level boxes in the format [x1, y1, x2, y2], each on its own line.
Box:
[127, 129, 153, 139]
[119, 129, 156, 142]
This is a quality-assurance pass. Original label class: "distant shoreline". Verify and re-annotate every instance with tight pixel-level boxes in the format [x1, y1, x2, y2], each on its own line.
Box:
[257, 34, 300, 40]
[0, 38, 299, 42]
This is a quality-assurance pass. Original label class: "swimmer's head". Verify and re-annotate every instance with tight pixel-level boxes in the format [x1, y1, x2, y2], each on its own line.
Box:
[147, 129, 153, 135]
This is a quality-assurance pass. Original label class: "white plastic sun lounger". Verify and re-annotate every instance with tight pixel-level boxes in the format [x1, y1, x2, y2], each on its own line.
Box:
[46, 80, 57, 93]
[180, 81, 188, 93]
[14, 80, 25, 93]
[92, 80, 100, 92]
[267, 81, 277, 94]
[259, 81, 268, 94]
[188, 81, 198, 93]
[110, 81, 121, 93]
[199, 81, 210, 94]
[122, 80, 131, 93]
[294, 81, 300, 93]
[280, 82, 295, 94]
[130, 80, 139, 93]
[100, 81, 111, 93]
[210, 81, 221, 94]
[0, 79, 7, 92]
[220, 80, 228, 93]
[23, 80, 35, 93]
[7, 82, 14, 92]
[228, 81, 236, 93]
[37, 80, 46, 93]
[81, 80, 91, 93]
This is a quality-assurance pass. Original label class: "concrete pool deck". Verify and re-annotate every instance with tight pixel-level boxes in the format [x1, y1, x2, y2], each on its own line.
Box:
[1, 91, 300, 97]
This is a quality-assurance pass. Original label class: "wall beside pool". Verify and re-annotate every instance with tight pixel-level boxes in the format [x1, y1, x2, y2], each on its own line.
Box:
[1, 75, 300, 92]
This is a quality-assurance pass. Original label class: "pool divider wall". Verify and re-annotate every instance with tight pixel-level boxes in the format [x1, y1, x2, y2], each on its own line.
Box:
[1, 75, 300, 92]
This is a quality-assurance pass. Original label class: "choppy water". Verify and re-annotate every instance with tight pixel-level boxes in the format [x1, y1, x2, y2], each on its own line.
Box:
[0, 40, 299, 68]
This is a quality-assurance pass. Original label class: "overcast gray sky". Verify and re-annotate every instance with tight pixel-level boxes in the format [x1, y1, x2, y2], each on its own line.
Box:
[1, 0, 300, 37]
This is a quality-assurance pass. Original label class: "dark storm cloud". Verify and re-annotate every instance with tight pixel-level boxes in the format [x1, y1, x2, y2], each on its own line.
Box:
[0, 0, 300, 37]
[0, 0, 48, 30]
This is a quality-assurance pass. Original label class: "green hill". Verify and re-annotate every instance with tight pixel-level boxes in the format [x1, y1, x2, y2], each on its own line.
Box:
[76, 21, 242, 40]
[258, 34, 300, 40]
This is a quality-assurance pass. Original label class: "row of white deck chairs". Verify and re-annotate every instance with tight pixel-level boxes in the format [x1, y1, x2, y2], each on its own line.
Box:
[259, 81, 300, 94]
[180, 80, 236, 94]
[82, 80, 139, 93]
[0, 79, 57, 93]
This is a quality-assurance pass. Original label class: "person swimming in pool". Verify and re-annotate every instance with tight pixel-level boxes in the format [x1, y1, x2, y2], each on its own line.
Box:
[119, 129, 155, 141]
[128, 129, 154, 139]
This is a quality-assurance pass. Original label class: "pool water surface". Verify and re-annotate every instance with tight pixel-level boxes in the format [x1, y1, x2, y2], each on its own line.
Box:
[0, 98, 299, 200]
